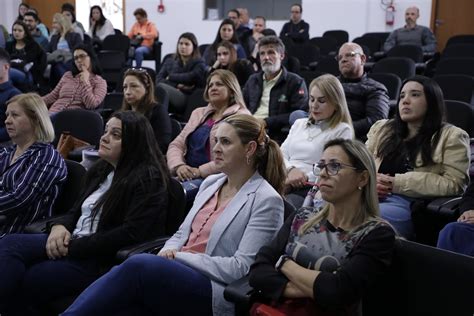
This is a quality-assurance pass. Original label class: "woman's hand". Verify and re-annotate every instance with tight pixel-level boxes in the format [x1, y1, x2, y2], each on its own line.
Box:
[78, 67, 91, 83]
[377, 173, 394, 199]
[283, 281, 306, 298]
[212, 60, 220, 70]
[285, 168, 308, 189]
[46, 225, 71, 260]
[158, 249, 177, 259]
[458, 210, 474, 224]
[176, 165, 200, 181]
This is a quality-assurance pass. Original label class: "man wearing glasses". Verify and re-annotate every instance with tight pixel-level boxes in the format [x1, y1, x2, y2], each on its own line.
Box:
[290, 42, 389, 141]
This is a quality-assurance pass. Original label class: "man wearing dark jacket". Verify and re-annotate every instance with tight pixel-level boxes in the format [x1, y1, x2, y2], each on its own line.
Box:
[243, 36, 308, 142]
[279, 4, 310, 43]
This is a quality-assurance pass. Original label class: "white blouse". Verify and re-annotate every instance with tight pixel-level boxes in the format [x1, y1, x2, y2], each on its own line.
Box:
[281, 119, 353, 182]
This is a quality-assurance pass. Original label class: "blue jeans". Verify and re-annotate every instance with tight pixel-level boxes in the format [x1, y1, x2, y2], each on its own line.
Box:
[437, 222, 474, 256]
[379, 194, 414, 239]
[289, 109, 309, 126]
[62, 254, 212, 315]
[0, 233, 102, 315]
[133, 45, 151, 67]
[9, 68, 33, 87]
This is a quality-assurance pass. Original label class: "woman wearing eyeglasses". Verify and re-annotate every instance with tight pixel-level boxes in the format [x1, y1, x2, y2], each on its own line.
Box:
[366, 76, 470, 239]
[249, 138, 395, 315]
[281, 74, 353, 209]
[43, 44, 107, 114]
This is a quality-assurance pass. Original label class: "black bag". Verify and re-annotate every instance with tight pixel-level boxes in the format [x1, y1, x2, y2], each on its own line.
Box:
[130, 35, 143, 47]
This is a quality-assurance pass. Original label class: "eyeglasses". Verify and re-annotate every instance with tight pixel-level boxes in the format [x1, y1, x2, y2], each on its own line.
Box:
[335, 51, 361, 61]
[313, 161, 358, 176]
[73, 54, 88, 61]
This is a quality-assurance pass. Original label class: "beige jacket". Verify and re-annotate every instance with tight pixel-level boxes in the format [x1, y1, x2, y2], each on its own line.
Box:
[366, 119, 470, 198]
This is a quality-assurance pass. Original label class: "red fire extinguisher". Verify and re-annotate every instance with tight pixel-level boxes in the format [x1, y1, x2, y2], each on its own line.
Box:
[386, 4, 395, 25]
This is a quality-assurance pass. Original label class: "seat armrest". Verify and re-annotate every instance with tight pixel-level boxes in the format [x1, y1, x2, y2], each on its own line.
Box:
[115, 236, 170, 262]
[426, 196, 462, 218]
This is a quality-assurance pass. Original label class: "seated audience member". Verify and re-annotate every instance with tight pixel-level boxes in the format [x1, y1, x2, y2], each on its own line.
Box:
[62, 113, 286, 316]
[88, 5, 115, 43]
[122, 68, 171, 153]
[243, 35, 308, 142]
[237, 7, 254, 29]
[61, 2, 85, 39]
[27, 8, 49, 38]
[249, 138, 395, 315]
[16, 2, 29, 22]
[0, 49, 21, 142]
[207, 40, 254, 88]
[166, 70, 250, 198]
[227, 9, 250, 42]
[0, 111, 170, 314]
[437, 181, 474, 256]
[47, 12, 83, 86]
[241, 16, 266, 58]
[203, 19, 247, 66]
[384, 6, 437, 53]
[290, 43, 389, 141]
[366, 76, 470, 239]
[127, 8, 158, 68]
[0, 26, 4, 49]
[279, 4, 310, 43]
[23, 12, 49, 50]
[6, 21, 45, 91]
[282, 74, 353, 208]
[156, 32, 206, 114]
[43, 44, 106, 114]
[0, 93, 66, 235]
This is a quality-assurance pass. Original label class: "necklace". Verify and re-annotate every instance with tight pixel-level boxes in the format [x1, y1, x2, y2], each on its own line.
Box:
[306, 123, 321, 142]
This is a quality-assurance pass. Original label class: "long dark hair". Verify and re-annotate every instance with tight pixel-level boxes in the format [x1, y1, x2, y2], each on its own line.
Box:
[89, 5, 107, 36]
[71, 44, 103, 76]
[86, 111, 170, 227]
[12, 21, 34, 45]
[211, 19, 239, 47]
[376, 75, 445, 166]
[175, 32, 201, 62]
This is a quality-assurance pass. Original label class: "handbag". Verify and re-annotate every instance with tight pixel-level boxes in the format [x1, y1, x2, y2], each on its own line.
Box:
[57, 132, 90, 159]
[250, 298, 354, 316]
[130, 35, 144, 47]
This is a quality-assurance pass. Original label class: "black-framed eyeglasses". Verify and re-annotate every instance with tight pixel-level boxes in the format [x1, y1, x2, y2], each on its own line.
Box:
[335, 51, 361, 61]
[73, 54, 88, 61]
[313, 161, 358, 176]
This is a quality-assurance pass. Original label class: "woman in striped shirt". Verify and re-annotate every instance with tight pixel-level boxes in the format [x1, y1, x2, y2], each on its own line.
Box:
[43, 44, 107, 114]
[0, 93, 67, 236]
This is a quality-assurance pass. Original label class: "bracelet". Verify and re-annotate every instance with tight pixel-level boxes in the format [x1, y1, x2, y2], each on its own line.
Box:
[275, 255, 292, 272]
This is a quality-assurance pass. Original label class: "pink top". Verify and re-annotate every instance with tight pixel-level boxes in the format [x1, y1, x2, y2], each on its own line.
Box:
[181, 191, 230, 254]
[43, 71, 107, 113]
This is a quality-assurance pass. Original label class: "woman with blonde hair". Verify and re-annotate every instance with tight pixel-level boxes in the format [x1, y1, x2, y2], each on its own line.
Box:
[62, 114, 286, 316]
[250, 138, 395, 315]
[282, 74, 354, 208]
[47, 12, 83, 86]
[167, 69, 250, 198]
[0, 93, 67, 235]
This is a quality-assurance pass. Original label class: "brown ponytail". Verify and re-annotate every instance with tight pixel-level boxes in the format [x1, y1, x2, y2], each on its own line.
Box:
[223, 114, 286, 194]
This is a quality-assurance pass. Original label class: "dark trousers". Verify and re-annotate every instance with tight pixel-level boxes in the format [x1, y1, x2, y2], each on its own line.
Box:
[0, 233, 102, 315]
[62, 254, 213, 316]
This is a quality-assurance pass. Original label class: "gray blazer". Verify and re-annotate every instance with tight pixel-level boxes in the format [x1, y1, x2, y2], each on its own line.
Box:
[162, 172, 284, 315]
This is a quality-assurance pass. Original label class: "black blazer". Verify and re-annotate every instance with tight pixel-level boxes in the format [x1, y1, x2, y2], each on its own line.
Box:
[146, 102, 172, 154]
[53, 163, 168, 264]
[6, 40, 46, 83]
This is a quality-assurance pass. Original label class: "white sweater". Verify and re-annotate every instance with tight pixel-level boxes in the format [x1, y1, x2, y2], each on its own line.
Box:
[281, 118, 353, 182]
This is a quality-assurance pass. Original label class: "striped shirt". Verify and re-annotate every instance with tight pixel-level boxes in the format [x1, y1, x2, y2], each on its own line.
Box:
[42, 71, 107, 113]
[0, 142, 67, 236]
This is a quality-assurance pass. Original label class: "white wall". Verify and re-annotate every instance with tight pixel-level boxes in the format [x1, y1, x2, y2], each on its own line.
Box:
[123, 0, 433, 57]
[1, 0, 432, 59]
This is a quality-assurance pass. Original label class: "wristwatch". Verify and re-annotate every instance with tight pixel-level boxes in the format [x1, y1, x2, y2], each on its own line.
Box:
[275, 255, 292, 272]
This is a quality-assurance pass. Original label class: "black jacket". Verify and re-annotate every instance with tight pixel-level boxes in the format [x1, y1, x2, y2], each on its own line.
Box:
[6, 40, 46, 84]
[243, 67, 308, 132]
[339, 74, 389, 140]
[53, 163, 168, 265]
[279, 20, 310, 43]
[146, 102, 172, 153]
[156, 57, 206, 89]
[460, 181, 474, 214]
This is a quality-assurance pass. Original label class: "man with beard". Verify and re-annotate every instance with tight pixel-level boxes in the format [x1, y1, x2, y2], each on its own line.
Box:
[23, 12, 48, 50]
[243, 35, 308, 142]
[384, 6, 436, 53]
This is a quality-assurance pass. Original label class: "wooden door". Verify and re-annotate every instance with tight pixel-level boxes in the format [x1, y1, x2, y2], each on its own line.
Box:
[431, 0, 474, 51]
[24, 0, 73, 31]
